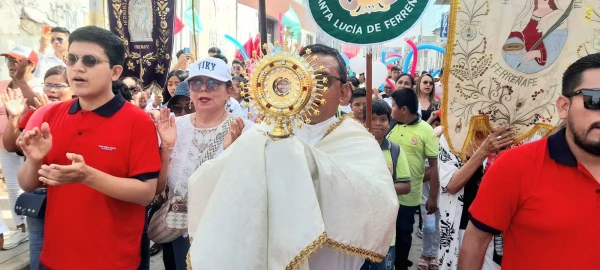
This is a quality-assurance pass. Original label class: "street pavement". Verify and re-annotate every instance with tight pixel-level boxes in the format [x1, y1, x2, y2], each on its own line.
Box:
[0, 195, 424, 270]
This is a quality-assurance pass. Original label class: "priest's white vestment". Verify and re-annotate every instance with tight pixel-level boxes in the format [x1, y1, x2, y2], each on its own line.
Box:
[187, 116, 399, 269]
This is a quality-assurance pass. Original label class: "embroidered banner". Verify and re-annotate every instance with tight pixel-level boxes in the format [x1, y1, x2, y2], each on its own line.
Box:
[108, 0, 175, 90]
[442, 0, 600, 158]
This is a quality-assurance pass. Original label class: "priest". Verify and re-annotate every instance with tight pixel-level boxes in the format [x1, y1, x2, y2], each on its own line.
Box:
[186, 44, 398, 269]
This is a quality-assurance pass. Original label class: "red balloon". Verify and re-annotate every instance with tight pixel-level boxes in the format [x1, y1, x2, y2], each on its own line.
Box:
[25, 102, 59, 131]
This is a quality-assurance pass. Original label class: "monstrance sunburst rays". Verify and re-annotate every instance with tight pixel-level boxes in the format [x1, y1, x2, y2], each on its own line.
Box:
[240, 44, 328, 139]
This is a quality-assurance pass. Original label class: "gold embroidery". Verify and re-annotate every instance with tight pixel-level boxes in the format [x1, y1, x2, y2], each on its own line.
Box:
[442, 0, 554, 160]
[324, 114, 354, 138]
[186, 237, 192, 270]
[285, 232, 328, 270]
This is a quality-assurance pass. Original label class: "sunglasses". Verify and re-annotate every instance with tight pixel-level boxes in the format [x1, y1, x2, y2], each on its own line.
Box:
[315, 74, 346, 88]
[422, 81, 434, 85]
[42, 83, 68, 90]
[169, 103, 194, 115]
[565, 88, 600, 110]
[188, 79, 224, 92]
[51, 37, 64, 44]
[65, 53, 110, 68]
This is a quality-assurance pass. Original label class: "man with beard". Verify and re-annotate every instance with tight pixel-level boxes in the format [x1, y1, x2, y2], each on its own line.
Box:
[458, 53, 600, 269]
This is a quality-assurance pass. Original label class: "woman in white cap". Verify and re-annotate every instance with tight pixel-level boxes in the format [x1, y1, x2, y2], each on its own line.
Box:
[150, 57, 252, 269]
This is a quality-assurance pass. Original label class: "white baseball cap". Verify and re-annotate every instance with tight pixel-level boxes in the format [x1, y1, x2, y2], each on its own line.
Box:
[186, 57, 232, 82]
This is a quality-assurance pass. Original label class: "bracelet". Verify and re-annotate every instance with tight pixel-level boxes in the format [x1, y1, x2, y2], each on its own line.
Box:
[160, 145, 174, 151]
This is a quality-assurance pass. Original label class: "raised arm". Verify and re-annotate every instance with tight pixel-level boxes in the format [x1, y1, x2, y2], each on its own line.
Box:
[444, 128, 514, 194]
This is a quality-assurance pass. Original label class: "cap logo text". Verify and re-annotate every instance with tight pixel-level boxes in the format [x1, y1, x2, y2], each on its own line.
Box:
[198, 61, 216, 71]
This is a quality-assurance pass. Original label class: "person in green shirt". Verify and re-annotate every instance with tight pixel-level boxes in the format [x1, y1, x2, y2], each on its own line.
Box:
[386, 88, 439, 270]
[361, 99, 411, 270]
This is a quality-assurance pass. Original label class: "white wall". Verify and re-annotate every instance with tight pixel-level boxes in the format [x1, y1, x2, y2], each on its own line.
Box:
[0, 0, 98, 81]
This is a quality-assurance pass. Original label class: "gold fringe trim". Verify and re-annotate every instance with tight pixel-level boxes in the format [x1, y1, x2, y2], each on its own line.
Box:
[285, 232, 328, 270]
[186, 237, 193, 270]
[186, 233, 387, 269]
[325, 238, 385, 263]
[442, 0, 555, 160]
[324, 113, 353, 138]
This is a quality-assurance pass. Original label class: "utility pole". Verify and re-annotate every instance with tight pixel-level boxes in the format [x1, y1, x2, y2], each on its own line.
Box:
[259, 0, 268, 55]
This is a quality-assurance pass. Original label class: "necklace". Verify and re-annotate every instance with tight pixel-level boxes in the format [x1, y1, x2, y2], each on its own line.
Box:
[191, 111, 230, 129]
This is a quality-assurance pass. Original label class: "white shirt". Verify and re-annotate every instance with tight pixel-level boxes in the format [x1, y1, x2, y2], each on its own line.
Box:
[339, 104, 351, 113]
[293, 116, 337, 146]
[34, 52, 65, 79]
[227, 97, 245, 118]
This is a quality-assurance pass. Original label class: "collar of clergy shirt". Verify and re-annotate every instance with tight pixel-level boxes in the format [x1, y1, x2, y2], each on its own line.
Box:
[293, 116, 338, 146]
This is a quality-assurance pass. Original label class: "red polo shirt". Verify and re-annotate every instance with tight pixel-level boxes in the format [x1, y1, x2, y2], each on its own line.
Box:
[469, 128, 600, 269]
[39, 93, 161, 270]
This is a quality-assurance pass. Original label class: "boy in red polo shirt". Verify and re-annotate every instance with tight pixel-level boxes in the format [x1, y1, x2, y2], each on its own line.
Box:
[17, 26, 160, 270]
[458, 53, 600, 269]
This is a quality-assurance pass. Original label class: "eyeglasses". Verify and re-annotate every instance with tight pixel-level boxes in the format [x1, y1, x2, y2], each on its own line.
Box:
[422, 81, 434, 85]
[42, 83, 68, 90]
[51, 37, 64, 44]
[232, 66, 242, 71]
[188, 79, 224, 92]
[169, 103, 194, 115]
[65, 53, 110, 68]
[565, 88, 600, 110]
[315, 74, 346, 88]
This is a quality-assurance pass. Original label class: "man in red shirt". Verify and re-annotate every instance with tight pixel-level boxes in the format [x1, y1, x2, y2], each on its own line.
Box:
[458, 53, 600, 269]
[17, 26, 160, 269]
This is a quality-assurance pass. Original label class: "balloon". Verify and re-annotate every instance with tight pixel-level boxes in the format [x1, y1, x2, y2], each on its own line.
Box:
[25, 103, 59, 131]
[381, 52, 386, 63]
[385, 54, 402, 60]
[385, 57, 402, 65]
[432, 69, 441, 77]
[224, 34, 249, 60]
[339, 53, 354, 77]
[385, 78, 395, 89]
[370, 61, 388, 88]
[278, 13, 283, 45]
[404, 39, 418, 76]
[403, 44, 446, 74]
[349, 55, 366, 74]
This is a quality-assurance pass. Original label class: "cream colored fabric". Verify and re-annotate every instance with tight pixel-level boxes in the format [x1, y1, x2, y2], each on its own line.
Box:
[443, 0, 598, 157]
[187, 118, 398, 269]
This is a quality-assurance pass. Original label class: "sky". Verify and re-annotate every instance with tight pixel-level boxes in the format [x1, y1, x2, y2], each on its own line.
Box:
[403, 0, 451, 38]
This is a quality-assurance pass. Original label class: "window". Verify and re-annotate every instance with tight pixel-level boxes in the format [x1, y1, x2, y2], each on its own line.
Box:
[305, 34, 313, 45]
[267, 20, 275, 43]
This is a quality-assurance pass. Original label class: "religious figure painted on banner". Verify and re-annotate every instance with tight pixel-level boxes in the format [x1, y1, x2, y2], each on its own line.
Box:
[502, 0, 571, 74]
[128, 0, 153, 42]
[338, 0, 398, 17]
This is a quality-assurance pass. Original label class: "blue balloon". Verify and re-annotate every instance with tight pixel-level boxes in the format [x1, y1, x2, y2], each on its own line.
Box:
[432, 69, 441, 77]
[381, 52, 386, 63]
[385, 57, 402, 65]
[340, 53, 354, 77]
[403, 44, 446, 73]
[224, 34, 249, 60]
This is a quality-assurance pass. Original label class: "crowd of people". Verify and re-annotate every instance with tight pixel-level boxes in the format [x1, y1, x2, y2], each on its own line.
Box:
[0, 23, 597, 270]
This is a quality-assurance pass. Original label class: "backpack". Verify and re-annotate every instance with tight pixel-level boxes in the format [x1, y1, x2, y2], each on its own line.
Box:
[390, 142, 401, 181]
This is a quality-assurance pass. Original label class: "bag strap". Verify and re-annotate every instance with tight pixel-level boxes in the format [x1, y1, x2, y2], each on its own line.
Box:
[390, 142, 400, 181]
